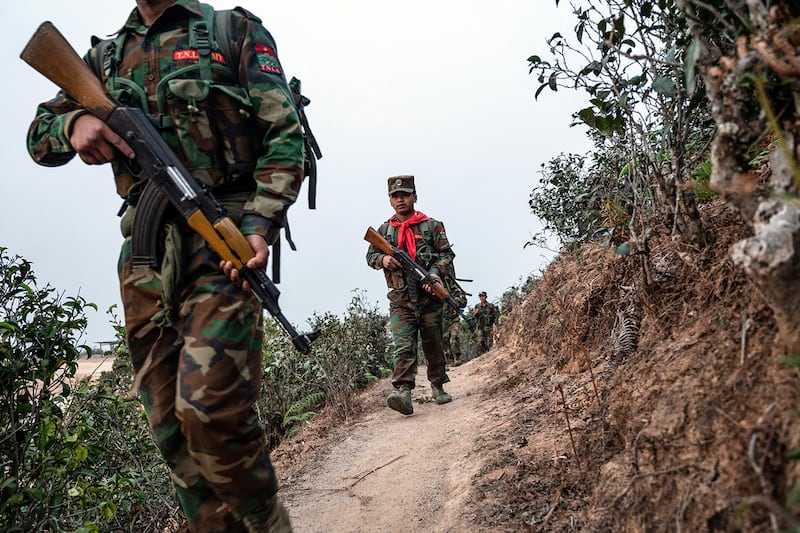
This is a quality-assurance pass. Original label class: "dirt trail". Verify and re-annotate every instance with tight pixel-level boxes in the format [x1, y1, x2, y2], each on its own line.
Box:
[274, 348, 514, 533]
[272, 205, 800, 532]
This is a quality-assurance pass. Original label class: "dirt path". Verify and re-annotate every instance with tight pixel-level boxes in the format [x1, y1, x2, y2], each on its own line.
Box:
[274, 348, 513, 533]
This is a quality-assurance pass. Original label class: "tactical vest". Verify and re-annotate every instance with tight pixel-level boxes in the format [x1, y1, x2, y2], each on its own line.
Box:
[90, 4, 321, 282]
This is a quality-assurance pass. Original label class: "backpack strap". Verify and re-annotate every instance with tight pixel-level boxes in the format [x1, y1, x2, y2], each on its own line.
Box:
[190, 4, 215, 81]
[384, 219, 432, 247]
[288, 77, 322, 210]
[89, 32, 125, 87]
[385, 223, 397, 245]
[419, 219, 432, 244]
[213, 8, 239, 79]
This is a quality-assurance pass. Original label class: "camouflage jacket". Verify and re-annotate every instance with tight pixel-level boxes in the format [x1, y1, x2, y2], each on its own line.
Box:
[473, 302, 499, 329]
[366, 217, 455, 296]
[26, 0, 304, 240]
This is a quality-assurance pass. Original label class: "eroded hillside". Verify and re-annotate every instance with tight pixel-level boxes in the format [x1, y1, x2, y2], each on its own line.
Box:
[273, 199, 800, 532]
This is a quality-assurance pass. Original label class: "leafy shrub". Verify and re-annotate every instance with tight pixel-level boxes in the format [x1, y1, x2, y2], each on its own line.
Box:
[498, 273, 539, 316]
[529, 144, 633, 248]
[0, 249, 180, 532]
[0, 248, 93, 530]
[691, 158, 716, 203]
[529, 153, 609, 247]
[258, 290, 391, 443]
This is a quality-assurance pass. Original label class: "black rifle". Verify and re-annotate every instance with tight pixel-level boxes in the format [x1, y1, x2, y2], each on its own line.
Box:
[21, 21, 320, 354]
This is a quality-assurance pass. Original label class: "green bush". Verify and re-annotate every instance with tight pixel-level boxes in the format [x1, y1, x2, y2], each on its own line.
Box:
[0, 248, 93, 530]
[691, 158, 716, 203]
[258, 290, 391, 443]
[0, 249, 180, 532]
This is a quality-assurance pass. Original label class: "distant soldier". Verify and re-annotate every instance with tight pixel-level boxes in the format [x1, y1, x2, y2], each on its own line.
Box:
[473, 291, 499, 353]
[442, 284, 467, 366]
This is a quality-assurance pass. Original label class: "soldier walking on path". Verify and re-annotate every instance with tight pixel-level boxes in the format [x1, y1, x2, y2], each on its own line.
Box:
[26, 1, 305, 530]
[442, 284, 467, 366]
[473, 291, 499, 354]
[366, 175, 456, 415]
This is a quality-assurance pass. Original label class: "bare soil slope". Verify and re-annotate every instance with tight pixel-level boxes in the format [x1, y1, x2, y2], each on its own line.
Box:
[272, 200, 800, 532]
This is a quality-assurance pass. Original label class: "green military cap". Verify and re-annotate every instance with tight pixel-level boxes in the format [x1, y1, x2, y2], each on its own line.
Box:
[388, 175, 415, 194]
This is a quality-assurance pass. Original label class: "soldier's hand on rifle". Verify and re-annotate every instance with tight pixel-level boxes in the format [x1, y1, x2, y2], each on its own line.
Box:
[422, 273, 442, 295]
[220, 234, 270, 293]
[69, 113, 135, 164]
[381, 254, 401, 271]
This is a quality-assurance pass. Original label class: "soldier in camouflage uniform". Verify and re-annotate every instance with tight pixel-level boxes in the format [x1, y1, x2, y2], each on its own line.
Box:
[442, 284, 467, 366]
[366, 175, 456, 415]
[473, 291, 499, 354]
[26, 1, 303, 531]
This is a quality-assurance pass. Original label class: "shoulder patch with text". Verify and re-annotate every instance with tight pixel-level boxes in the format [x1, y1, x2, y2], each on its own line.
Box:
[173, 49, 227, 64]
[255, 44, 281, 74]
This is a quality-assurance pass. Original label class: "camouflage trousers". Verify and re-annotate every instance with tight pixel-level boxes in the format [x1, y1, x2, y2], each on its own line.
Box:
[476, 326, 493, 353]
[442, 317, 461, 363]
[118, 230, 279, 533]
[388, 291, 449, 389]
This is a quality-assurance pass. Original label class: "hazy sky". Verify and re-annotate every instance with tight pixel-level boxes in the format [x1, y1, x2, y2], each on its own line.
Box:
[0, 1, 590, 346]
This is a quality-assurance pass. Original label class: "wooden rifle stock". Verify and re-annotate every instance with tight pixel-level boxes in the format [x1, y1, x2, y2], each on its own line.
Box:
[364, 227, 394, 256]
[20, 22, 116, 120]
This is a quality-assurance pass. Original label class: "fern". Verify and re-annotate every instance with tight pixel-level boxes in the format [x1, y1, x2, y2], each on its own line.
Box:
[282, 392, 325, 437]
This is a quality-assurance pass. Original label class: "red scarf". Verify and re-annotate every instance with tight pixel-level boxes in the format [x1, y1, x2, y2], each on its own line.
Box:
[389, 211, 430, 260]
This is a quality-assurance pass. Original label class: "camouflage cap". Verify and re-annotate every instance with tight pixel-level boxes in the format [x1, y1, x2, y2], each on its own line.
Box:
[479, 291, 487, 297]
[388, 175, 416, 194]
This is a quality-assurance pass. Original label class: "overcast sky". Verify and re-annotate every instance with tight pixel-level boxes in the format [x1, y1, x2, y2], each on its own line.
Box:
[0, 1, 590, 346]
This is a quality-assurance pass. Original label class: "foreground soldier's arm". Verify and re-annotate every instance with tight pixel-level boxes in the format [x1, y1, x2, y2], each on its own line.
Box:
[28, 103, 135, 167]
[220, 10, 305, 280]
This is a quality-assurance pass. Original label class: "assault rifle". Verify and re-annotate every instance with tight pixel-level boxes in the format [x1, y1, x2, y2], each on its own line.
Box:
[364, 227, 472, 324]
[21, 22, 320, 354]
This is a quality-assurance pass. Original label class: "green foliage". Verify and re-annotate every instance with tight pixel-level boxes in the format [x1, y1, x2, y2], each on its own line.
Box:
[691, 158, 716, 203]
[0, 249, 179, 532]
[781, 355, 800, 520]
[305, 291, 393, 420]
[529, 145, 631, 247]
[529, 0, 715, 248]
[529, 153, 605, 246]
[498, 273, 539, 316]
[0, 248, 91, 530]
[258, 290, 391, 445]
[282, 392, 325, 438]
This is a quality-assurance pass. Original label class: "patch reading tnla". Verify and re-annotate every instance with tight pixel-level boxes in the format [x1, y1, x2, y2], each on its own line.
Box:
[255, 44, 281, 74]
[173, 50, 227, 64]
